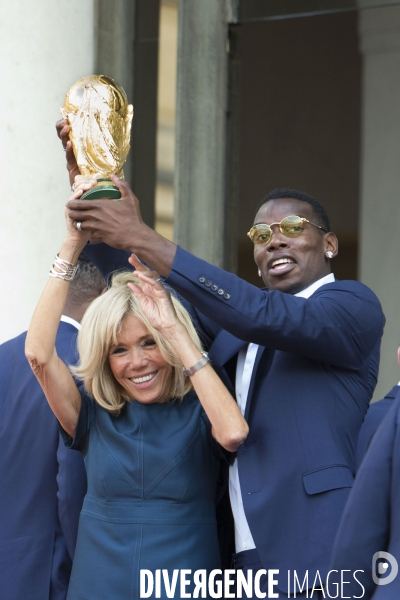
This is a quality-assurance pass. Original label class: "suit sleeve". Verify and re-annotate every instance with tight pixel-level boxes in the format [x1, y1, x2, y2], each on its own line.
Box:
[356, 397, 394, 470]
[331, 398, 399, 598]
[81, 243, 222, 349]
[49, 512, 72, 600]
[166, 246, 384, 369]
[56, 434, 87, 560]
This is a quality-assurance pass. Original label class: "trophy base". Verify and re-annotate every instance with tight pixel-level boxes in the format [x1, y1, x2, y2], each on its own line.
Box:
[81, 178, 121, 200]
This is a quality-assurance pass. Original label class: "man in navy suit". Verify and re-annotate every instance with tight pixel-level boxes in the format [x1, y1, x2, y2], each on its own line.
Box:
[332, 349, 400, 598]
[64, 180, 383, 598]
[0, 255, 104, 600]
[356, 380, 399, 469]
[58, 122, 384, 598]
[332, 388, 400, 598]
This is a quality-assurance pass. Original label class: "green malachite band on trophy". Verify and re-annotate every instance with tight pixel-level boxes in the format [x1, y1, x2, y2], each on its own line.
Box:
[81, 179, 122, 200]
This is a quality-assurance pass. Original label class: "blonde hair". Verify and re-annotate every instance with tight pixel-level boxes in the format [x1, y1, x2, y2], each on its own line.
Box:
[71, 271, 202, 414]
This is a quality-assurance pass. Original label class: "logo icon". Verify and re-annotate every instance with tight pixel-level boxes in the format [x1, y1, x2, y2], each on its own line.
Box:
[372, 552, 398, 586]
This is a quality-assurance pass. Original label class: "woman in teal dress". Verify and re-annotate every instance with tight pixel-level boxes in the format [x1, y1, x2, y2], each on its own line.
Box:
[25, 190, 248, 599]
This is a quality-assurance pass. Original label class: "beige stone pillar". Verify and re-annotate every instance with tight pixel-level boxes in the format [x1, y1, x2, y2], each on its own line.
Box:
[358, 5, 400, 399]
[0, 1, 95, 343]
[174, 0, 238, 267]
[96, 0, 159, 227]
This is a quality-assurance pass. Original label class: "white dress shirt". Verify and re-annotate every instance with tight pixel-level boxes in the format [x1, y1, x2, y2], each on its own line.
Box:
[229, 272, 335, 553]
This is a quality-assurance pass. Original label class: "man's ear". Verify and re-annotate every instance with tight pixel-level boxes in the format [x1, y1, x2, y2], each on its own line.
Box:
[325, 232, 339, 258]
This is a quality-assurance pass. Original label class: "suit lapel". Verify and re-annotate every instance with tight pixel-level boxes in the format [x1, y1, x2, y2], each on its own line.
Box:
[208, 330, 247, 396]
[208, 330, 247, 367]
[244, 346, 275, 421]
[207, 330, 275, 416]
[386, 386, 400, 400]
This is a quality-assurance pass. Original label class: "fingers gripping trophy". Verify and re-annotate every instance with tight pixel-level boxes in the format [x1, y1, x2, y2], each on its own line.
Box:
[61, 75, 133, 199]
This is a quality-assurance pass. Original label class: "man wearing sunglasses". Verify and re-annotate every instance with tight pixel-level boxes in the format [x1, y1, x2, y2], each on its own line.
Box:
[59, 119, 384, 599]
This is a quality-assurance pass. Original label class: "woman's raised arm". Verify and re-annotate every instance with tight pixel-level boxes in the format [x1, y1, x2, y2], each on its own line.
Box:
[128, 254, 249, 452]
[25, 185, 93, 437]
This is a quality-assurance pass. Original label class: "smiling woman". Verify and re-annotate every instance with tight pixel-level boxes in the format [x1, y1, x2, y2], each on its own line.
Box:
[71, 271, 199, 413]
[24, 188, 248, 599]
[108, 315, 173, 405]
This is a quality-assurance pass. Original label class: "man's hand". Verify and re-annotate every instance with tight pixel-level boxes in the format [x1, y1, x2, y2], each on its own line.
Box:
[66, 175, 177, 277]
[66, 175, 144, 249]
[56, 118, 81, 186]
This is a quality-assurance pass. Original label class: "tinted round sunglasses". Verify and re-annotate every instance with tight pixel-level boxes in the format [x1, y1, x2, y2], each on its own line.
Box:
[247, 215, 327, 246]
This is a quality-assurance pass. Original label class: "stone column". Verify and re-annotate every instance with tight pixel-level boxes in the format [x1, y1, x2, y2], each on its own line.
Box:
[174, 0, 238, 267]
[358, 5, 400, 399]
[95, 0, 135, 190]
[96, 0, 160, 227]
[0, 0, 95, 343]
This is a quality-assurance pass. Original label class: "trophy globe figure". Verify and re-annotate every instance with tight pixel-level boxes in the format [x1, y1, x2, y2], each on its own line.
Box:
[61, 75, 133, 200]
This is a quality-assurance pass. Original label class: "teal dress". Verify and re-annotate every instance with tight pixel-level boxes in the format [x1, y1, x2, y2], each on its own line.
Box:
[62, 389, 222, 599]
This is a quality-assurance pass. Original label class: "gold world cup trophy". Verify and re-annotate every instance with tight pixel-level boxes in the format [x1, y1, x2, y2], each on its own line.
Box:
[61, 75, 133, 200]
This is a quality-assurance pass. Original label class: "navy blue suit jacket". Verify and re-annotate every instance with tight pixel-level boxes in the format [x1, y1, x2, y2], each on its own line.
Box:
[356, 385, 399, 469]
[331, 389, 400, 599]
[0, 322, 87, 600]
[83, 243, 384, 594]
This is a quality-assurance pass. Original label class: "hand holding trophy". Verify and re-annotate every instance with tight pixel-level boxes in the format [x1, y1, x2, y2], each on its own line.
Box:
[61, 75, 133, 200]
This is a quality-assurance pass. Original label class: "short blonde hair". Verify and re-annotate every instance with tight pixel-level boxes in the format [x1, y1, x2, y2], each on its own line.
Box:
[71, 271, 202, 414]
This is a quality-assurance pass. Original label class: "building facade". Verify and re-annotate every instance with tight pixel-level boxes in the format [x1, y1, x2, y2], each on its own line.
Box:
[0, 0, 399, 399]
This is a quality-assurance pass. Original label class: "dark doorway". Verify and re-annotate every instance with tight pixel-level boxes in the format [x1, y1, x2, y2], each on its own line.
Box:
[235, 11, 361, 286]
